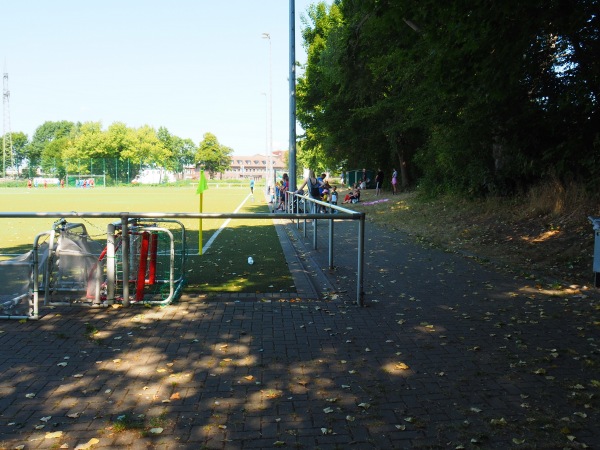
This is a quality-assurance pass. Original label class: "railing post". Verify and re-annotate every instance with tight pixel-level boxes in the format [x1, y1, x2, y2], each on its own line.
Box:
[357, 213, 365, 306]
[303, 198, 308, 237]
[32, 232, 47, 317]
[313, 207, 318, 250]
[121, 215, 130, 307]
[106, 223, 116, 305]
[328, 215, 334, 269]
[43, 229, 57, 305]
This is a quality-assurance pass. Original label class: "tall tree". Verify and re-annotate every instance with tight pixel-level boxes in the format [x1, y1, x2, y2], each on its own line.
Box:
[105, 122, 135, 159]
[157, 127, 197, 171]
[297, 0, 599, 195]
[195, 132, 232, 178]
[122, 125, 171, 167]
[41, 137, 69, 177]
[297, 2, 346, 171]
[9, 131, 29, 172]
[172, 137, 197, 168]
[27, 121, 74, 171]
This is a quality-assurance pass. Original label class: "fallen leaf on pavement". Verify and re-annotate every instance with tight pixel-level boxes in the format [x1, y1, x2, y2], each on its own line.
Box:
[74, 438, 99, 450]
[45, 431, 63, 439]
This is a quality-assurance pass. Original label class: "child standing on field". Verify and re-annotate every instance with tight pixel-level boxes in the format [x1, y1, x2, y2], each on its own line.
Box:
[331, 186, 338, 205]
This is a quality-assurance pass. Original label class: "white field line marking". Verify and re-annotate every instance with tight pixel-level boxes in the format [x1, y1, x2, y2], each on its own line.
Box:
[201, 193, 253, 255]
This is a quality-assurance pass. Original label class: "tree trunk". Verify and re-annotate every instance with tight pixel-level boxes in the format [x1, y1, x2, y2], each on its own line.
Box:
[392, 135, 409, 189]
[398, 151, 409, 188]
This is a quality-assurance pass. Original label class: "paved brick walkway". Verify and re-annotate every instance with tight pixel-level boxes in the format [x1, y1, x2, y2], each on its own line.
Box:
[0, 216, 599, 449]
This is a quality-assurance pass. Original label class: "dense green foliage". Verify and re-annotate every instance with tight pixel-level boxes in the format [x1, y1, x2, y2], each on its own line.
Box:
[3, 121, 231, 181]
[195, 132, 234, 178]
[297, 0, 599, 195]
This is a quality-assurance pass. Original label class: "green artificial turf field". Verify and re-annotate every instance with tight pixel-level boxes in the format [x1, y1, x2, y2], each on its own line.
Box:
[0, 185, 294, 294]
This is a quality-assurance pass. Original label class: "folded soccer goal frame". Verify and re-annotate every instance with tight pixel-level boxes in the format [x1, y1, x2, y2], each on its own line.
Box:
[105, 218, 186, 306]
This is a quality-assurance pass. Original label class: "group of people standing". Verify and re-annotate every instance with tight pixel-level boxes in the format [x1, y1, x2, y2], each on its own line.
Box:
[271, 166, 399, 212]
[295, 171, 338, 213]
[27, 178, 66, 189]
[374, 168, 398, 195]
[274, 173, 290, 211]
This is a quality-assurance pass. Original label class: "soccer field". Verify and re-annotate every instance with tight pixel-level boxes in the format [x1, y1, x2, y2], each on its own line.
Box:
[0, 185, 294, 294]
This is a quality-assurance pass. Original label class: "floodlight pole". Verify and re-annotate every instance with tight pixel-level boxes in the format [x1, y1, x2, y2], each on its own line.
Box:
[261, 92, 268, 185]
[289, 0, 297, 190]
[262, 32, 275, 194]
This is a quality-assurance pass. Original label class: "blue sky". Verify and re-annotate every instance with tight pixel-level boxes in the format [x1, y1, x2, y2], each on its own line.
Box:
[0, 1, 327, 155]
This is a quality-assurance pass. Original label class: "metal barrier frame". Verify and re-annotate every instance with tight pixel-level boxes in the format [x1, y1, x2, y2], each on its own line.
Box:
[0, 208, 366, 317]
[107, 218, 186, 306]
[284, 192, 366, 305]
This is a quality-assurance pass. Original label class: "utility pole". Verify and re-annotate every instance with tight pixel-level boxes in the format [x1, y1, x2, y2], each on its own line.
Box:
[3, 69, 14, 179]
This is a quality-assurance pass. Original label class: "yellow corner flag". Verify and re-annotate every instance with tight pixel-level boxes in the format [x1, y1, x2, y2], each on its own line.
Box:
[196, 170, 209, 195]
[196, 170, 209, 254]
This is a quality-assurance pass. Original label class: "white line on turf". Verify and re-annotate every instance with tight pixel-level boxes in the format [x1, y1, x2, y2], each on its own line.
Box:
[199, 193, 254, 255]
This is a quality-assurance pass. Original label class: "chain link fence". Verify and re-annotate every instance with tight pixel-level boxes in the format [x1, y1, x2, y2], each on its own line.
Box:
[13, 158, 190, 186]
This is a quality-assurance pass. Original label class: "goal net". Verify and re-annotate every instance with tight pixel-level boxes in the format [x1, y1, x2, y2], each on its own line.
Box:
[65, 174, 106, 188]
[44, 231, 105, 305]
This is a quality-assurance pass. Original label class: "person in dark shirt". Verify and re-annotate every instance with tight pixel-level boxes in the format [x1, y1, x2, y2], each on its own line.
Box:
[375, 169, 384, 196]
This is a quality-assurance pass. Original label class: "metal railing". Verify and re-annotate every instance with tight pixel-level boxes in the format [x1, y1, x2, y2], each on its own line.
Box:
[0, 207, 366, 319]
[283, 192, 366, 305]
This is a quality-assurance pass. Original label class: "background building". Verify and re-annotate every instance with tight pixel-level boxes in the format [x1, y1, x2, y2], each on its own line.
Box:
[218, 150, 287, 180]
[223, 150, 287, 180]
[186, 150, 287, 180]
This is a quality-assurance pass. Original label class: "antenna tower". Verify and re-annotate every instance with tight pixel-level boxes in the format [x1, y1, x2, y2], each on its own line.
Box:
[3, 70, 15, 178]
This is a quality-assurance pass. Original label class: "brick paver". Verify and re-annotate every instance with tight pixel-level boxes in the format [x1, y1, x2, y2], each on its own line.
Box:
[0, 215, 598, 449]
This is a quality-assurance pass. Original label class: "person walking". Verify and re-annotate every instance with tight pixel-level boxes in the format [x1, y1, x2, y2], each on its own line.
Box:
[249, 178, 255, 194]
[391, 168, 398, 195]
